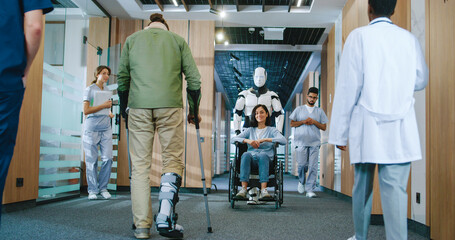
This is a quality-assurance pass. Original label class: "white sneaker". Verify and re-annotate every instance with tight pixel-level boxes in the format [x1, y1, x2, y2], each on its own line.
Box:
[234, 188, 247, 199]
[259, 189, 272, 200]
[306, 191, 317, 198]
[88, 193, 97, 200]
[100, 190, 111, 199]
[297, 181, 304, 194]
[347, 236, 356, 240]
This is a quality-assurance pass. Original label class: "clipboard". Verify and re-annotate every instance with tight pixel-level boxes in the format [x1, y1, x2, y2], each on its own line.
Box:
[93, 90, 112, 116]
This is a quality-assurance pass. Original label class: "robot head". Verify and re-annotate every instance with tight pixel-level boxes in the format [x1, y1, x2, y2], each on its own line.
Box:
[253, 67, 267, 88]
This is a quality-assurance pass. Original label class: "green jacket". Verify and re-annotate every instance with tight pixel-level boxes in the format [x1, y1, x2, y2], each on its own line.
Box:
[117, 27, 201, 109]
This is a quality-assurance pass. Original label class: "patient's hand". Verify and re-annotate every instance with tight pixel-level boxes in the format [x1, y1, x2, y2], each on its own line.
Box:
[245, 139, 260, 149]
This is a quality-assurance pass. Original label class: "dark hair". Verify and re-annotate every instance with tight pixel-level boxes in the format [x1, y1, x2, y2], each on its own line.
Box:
[91, 65, 111, 85]
[368, 0, 397, 17]
[250, 104, 271, 127]
[149, 13, 169, 30]
[308, 87, 319, 95]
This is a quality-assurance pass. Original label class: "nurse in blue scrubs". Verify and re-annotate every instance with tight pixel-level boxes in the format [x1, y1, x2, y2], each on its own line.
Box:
[82, 66, 114, 200]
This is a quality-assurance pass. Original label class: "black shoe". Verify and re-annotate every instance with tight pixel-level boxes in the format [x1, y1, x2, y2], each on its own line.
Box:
[157, 224, 184, 239]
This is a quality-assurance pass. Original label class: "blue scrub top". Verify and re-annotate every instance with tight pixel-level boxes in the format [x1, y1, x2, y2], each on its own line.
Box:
[83, 84, 111, 132]
[0, 0, 53, 92]
[290, 105, 328, 147]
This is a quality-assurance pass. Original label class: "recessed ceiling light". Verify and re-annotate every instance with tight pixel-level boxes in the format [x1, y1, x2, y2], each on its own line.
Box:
[217, 32, 224, 41]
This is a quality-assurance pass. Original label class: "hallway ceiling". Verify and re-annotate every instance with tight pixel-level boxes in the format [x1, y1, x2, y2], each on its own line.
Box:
[51, 0, 347, 109]
[215, 27, 324, 106]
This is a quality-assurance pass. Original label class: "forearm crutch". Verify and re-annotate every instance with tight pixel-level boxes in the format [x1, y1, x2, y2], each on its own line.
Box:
[188, 90, 213, 233]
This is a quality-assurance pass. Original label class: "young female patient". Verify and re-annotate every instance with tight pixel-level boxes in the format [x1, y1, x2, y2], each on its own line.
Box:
[231, 104, 286, 200]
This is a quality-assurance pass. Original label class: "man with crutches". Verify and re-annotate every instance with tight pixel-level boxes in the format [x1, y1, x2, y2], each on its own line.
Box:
[117, 13, 202, 240]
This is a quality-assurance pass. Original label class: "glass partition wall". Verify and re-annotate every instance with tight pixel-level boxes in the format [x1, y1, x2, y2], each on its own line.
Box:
[38, 1, 116, 201]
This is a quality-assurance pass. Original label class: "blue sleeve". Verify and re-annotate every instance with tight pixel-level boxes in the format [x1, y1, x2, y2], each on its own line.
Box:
[270, 128, 286, 145]
[319, 109, 328, 124]
[289, 108, 298, 121]
[83, 86, 91, 102]
[23, 0, 54, 14]
[231, 128, 250, 144]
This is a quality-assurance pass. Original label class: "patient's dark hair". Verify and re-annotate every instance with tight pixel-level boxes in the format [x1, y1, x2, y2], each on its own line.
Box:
[250, 104, 271, 127]
[149, 13, 169, 30]
[368, 0, 397, 17]
[308, 87, 319, 95]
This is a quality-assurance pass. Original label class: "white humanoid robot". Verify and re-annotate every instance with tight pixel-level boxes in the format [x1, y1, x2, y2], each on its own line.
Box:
[233, 67, 284, 204]
[234, 67, 284, 134]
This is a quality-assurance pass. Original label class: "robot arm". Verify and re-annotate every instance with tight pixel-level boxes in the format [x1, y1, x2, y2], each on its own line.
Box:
[271, 94, 284, 133]
[234, 94, 246, 135]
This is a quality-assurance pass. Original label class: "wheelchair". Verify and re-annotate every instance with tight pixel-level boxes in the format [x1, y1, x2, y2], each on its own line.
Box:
[228, 142, 284, 209]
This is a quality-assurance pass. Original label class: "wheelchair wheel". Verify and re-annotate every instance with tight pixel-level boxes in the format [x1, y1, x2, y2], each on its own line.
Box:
[229, 162, 238, 206]
[279, 161, 284, 204]
[228, 165, 233, 202]
[231, 199, 235, 209]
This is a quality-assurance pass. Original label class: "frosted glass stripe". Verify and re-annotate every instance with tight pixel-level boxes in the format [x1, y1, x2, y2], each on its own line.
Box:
[41, 133, 82, 143]
[40, 160, 80, 168]
[107, 183, 116, 191]
[39, 172, 80, 182]
[41, 146, 81, 155]
[38, 184, 79, 196]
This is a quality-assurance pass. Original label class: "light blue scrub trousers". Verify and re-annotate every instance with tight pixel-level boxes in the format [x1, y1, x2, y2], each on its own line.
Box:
[239, 152, 270, 183]
[296, 146, 319, 192]
[352, 163, 411, 240]
[83, 129, 113, 194]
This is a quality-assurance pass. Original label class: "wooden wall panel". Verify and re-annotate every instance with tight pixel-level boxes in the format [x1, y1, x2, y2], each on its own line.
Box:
[428, 0, 455, 238]
[425, 0, 430, 227]
[3, 17, 45, 204]
[319, 39, 329, 187]
[340, 150, 354, 196]
[319, 26, 335, 189]
[184, 20, 215, 188]
[391, 0, 411, 30]
[342, 0, 359, 47]
[86, 17, 109, 86]
[339, 0, 365, 197]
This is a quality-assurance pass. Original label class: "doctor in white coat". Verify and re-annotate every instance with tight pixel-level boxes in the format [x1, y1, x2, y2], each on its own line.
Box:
[328, 0, 428, 240]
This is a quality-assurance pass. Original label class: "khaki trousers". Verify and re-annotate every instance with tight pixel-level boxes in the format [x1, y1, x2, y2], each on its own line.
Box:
[128, 108, 184, 228]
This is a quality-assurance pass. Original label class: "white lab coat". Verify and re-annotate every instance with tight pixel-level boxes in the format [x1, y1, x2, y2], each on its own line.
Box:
[328, 17, 428, 164]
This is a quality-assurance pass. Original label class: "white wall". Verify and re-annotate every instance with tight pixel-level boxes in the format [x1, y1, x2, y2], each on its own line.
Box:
[410, 0, 426, 225]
